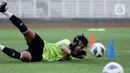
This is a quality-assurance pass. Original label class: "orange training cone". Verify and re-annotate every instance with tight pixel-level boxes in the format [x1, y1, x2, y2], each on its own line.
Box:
[90, 33, 95, 49]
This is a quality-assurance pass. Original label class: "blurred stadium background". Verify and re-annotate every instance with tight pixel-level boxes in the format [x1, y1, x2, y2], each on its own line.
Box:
[0, 0, 130, 25]
[0, 0, 130, 73]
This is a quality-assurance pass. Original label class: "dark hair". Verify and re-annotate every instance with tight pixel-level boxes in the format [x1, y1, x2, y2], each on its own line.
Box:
[75, 34, 88, 47]
[70, 34, 88, 51]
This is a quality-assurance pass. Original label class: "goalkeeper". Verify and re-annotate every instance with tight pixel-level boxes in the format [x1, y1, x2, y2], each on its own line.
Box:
[0, 1, 88, 62]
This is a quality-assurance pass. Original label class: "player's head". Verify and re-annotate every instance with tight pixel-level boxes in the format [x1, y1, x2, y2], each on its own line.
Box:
[70, 34, 88, 52]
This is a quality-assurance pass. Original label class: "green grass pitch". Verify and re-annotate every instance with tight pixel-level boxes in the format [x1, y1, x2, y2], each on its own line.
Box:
[0, 28, 130, 73]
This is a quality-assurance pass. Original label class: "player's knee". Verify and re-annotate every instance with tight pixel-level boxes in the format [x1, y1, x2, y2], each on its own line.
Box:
[21, 51, 32, 62]
[24, 30, 36, 43]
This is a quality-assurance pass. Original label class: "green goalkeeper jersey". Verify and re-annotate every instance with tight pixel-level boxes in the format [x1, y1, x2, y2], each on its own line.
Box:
[42, 39, 71, 61]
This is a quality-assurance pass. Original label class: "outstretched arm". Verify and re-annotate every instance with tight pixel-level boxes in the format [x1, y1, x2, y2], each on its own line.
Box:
[61, 43, 71, 60]
[61, 43, 87, 60]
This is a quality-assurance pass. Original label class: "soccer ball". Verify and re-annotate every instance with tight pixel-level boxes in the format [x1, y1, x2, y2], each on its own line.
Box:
[102, 62, 124, 73]
[90, 43, 106, 57]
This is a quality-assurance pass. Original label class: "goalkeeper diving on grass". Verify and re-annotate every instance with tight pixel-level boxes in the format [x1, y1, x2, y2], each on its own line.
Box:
[0, 1, 88, 62]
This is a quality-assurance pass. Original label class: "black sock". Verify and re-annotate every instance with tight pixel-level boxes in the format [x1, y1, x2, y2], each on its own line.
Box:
[2, 47, 21, 59]
[9, 15, 28, 33]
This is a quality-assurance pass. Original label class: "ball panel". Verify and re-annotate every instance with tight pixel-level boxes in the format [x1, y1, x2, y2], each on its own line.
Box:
[93, 47, 98, 55]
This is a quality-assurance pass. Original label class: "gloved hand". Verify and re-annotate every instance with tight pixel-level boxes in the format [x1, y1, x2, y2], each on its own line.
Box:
[70, 40, 79, 51]
[71, 50, 87, 59]
[76, 50, 87, 56]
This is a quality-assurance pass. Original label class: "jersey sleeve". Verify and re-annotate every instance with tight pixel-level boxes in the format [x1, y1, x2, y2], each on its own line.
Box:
[56, 39, 71, 47]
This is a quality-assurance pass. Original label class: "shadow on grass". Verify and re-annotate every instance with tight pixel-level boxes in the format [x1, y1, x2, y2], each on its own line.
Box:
[59, 58, 117, 65]
[0, 57, 116, 65]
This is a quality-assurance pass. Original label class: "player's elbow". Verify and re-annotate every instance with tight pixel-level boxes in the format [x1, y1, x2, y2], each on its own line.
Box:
[61, 43, 71, 55]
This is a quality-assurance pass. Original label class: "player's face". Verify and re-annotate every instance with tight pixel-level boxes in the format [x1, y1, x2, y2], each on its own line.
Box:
[74, 41, 85, 52]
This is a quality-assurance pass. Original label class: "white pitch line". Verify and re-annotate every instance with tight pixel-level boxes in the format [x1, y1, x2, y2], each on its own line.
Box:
[87, 28, 106, 32]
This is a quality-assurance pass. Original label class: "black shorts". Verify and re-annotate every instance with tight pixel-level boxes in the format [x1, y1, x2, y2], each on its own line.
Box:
[26, 33, 44, 62]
